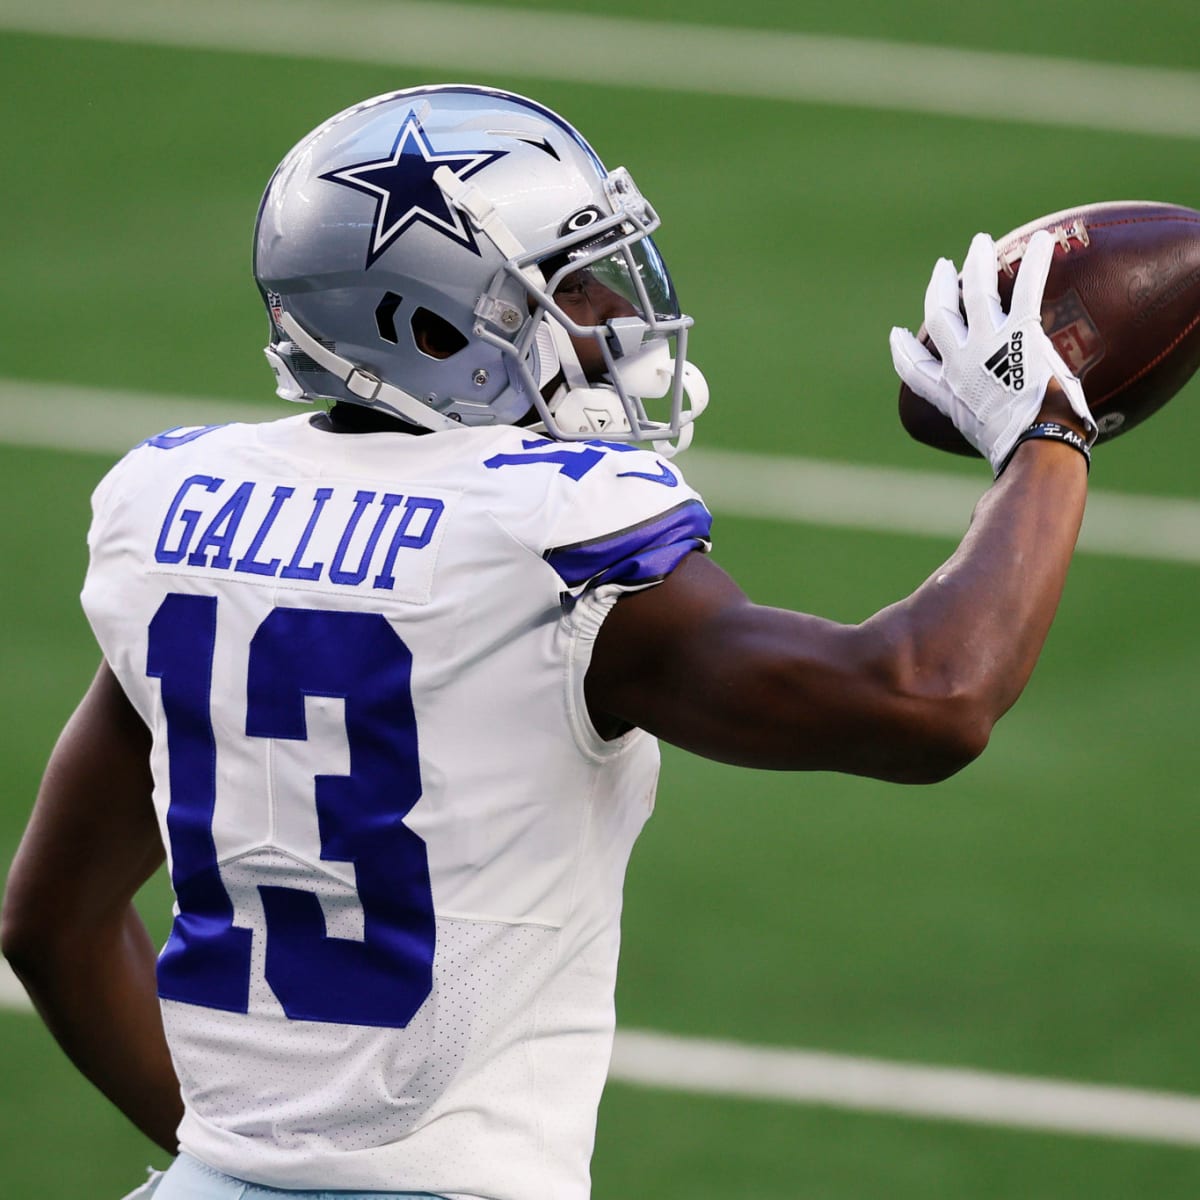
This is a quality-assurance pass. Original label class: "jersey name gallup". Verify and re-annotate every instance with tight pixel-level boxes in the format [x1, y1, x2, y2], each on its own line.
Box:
[152, 475, 449, 595]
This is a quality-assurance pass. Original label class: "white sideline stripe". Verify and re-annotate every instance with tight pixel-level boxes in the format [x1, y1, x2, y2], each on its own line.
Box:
[0, 959, 30, 1010]
[3, 0, 1200, 140]
[684, 444, 1200, 566]
[1, 959, 1198, 1151]
[4, 377, 1200, 564]
[609, 1030, 1200, 1148]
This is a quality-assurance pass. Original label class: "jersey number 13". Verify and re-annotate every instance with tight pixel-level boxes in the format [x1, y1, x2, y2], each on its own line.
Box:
[147, 592, 435, 1028]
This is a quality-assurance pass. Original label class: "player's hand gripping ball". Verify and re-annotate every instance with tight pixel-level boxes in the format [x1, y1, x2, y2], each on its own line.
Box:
[891, 229, 1094, 473]
[895, 201, 1200, 456]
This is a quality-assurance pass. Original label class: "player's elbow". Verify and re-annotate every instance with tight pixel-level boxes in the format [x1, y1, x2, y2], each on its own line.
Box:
[865, 639, 999, 783]
[1, 875, 63, 983]
[850, 609, 1016, 781]
[888, 698, 994, 783]
[0, 895, 39, 981]
[1, 904, 86, 1007]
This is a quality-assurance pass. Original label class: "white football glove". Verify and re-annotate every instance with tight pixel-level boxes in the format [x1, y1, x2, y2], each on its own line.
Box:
[890, 229, 1096, 475]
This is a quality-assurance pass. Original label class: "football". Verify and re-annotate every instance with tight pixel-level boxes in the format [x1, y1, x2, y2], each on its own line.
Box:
[897, 201, 1200, 456]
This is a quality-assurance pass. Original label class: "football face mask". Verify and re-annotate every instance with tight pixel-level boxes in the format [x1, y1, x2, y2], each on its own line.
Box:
[471, 167, 707, 453]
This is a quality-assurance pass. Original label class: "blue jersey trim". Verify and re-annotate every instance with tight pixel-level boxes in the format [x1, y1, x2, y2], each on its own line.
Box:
[545, 499, 712, 605]
[142, 425, 227, 450]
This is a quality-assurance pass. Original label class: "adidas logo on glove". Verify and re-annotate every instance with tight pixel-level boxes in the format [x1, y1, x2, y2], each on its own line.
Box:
[984, 330, 1025, 391]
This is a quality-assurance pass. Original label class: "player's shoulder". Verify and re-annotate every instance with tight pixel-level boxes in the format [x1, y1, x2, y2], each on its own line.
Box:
[89, 416, 295, 529]
[99, 418, 258, 477]
[465, 430, 711, 602]
[470, 428, 700, 512]
[99, 414, 308, 482]
[471, 428, 709, 547]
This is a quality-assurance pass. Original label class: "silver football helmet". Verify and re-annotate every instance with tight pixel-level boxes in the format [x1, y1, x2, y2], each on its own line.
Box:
[254, 84, 707, 452]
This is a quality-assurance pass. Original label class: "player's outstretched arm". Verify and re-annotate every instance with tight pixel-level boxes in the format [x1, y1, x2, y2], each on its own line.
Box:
[1, 660, 182, 1154]
[586, 408, 1087, 783]
[587, 229, 1093, 783]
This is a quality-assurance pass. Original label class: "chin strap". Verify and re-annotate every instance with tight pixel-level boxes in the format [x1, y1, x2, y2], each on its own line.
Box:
[545, 359, 709, 457]
[273, 310, 463, 432]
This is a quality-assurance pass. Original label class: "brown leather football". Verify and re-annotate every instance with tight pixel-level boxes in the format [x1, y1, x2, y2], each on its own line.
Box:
[897, 201, 1200, 456]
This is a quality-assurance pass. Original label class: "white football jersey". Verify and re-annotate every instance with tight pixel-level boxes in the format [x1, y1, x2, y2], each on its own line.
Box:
[82, 413, 711, 1200]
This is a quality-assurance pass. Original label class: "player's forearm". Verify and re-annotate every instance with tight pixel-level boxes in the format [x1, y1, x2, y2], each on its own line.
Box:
[869, 436, 1088, 754]
[8, 905, 182, 1154]
[728, 439, 1083, 779]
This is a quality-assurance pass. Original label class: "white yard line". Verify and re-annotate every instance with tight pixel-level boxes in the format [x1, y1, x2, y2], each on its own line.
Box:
[2, 0, 1200, 139]
[0, 959, 30, 1011]
[3, 377, 1199, 564]
[2, 955, 1197, 1148]
[609, 1030, 1200, 1148]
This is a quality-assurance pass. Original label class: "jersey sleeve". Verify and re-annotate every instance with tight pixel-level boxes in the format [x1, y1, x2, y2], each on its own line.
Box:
[539, 444, 712, 609]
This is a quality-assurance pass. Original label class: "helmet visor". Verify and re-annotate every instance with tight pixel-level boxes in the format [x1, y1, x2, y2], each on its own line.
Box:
[542, 228, 680, 324]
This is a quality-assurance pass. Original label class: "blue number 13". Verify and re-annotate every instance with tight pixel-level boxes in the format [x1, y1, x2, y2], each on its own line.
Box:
[147, 593, 435, 1028]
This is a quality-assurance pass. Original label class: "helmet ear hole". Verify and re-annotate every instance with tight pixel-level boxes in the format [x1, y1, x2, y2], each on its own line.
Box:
[411, 307, 469, 360]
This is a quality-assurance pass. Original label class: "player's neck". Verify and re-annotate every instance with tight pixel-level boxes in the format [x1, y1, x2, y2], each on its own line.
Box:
[313, 402, 427, 435]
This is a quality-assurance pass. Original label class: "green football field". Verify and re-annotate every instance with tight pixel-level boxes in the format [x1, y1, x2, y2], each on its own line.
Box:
[2, 2, 1200, 1196]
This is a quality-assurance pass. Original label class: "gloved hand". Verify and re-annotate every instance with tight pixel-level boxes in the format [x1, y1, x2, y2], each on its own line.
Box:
[890, 229, 1096, 475]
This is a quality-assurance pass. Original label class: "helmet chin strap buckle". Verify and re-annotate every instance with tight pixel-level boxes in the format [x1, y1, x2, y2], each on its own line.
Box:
[546, 357, 708, 458]
[550, 386, 630, 437]
[276, 309, 462, 432]
[345, 368, 385, 403]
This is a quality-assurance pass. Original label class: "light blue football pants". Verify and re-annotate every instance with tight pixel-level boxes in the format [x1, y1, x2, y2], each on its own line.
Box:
[123, 1153, 447, 1200]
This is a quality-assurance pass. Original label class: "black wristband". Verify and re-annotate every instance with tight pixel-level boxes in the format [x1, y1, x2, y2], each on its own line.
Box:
[997, 421, 1092, 477]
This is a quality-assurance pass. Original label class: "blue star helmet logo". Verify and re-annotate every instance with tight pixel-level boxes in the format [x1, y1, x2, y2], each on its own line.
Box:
[321, 111, 509, 267]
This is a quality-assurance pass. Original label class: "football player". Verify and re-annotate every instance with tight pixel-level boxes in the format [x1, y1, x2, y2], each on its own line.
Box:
[1, 85, 1095, 1200]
